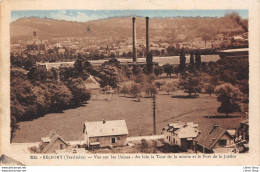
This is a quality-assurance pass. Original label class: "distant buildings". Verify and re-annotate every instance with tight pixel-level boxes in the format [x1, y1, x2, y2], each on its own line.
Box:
[83, 120, 129, 149]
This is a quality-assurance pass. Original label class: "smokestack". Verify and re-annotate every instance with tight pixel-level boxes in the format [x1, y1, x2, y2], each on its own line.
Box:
[146, 17, 149, 55]
[132, 17, 137, 62]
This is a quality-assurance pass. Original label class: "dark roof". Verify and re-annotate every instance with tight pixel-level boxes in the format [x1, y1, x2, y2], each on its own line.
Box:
[195, 125, 232, 150]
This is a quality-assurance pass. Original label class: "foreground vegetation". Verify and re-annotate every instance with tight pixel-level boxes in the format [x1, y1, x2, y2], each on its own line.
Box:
[11, 47, 248, 142]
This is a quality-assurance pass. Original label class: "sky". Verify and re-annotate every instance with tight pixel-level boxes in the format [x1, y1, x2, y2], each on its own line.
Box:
[11, 10, 248, 22]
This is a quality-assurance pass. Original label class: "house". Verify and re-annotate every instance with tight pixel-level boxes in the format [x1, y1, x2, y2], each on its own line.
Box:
[162, 121, 199, 151]
[39, 131, 69, 153]
[194, 124, 235, 153]
[83, 120, 128, 148]
[85, 75, 101, 94]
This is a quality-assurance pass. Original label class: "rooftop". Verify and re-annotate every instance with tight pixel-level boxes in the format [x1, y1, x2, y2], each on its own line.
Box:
[83, 120, 128, 137]
[195, 125, 232, 150]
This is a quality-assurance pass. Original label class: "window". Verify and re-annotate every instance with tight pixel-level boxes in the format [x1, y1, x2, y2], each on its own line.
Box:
[60, 144, 63, 150]
[169, 136, 171, 142]
[218, 139, 227, 146]
[96, 139, 99, 142]
[111, 137, 116, 143]
[117, 137, 120, 140]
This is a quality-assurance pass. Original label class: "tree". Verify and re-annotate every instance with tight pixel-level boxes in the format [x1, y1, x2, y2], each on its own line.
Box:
[162, 63, 174, 78]
[48, 83, 73, 111]
[179, 48, 186, 74]
[155, 81, 163, 90]
[190, 50, 194, 65]
[130, 83, 142, 102]
[154, 66, 163, 77]
[74, 58, 83, 75]
[120, 85, 129, 97]
[178, 73, 201, 97]
[145, 84, 157, 97]
[204, 83, 215, 97]
[66, 78, 91, 106]
[214, 83, 242, 116]
[161, 82, 177, 95]
[195, 49, 201, 70]
[27, 66, 53, 83]
[146, 52, 153, 74]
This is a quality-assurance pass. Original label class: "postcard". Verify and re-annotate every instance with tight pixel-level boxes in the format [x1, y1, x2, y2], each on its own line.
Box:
[0, 0, 259, 166]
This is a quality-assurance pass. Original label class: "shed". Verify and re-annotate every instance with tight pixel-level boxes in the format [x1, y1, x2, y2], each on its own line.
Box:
[39, 131, 69, 153]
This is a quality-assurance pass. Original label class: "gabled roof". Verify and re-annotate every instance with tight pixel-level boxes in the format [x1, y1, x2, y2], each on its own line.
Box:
[83, 120, 128, 137]
[195, 125, 233, 150]
[85, 75, 100, 90]
[41, 131, 68, 153]
[175, 126, 199, 139]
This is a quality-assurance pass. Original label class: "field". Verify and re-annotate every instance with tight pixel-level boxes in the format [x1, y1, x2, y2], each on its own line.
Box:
[12, 80, 246, 143]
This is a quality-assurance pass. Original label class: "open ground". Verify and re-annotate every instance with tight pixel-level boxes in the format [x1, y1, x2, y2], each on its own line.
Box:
[12, 76, 246, 143]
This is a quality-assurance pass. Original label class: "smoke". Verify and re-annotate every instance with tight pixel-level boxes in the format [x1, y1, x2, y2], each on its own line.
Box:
[225, 12, 248, 32]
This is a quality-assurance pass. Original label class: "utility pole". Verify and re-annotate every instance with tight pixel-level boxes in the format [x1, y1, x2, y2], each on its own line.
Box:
[152, 93, 156, 135]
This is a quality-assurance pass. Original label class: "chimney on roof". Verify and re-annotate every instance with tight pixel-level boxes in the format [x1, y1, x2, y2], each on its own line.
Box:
[132, 17, 137, 62]
[145, 17, 150, 55]
[213, 124, 220, 129]
[103, 120, 106, 124]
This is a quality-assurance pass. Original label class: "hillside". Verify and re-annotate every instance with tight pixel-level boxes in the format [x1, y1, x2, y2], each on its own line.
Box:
[10, 16, 246, 43]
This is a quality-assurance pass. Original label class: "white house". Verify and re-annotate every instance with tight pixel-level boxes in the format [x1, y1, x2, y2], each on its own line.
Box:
[162, 121, 199, 151]
[83, 120, 128, 149]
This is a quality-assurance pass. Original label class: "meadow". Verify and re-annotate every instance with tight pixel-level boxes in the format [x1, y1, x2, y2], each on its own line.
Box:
[12, 86, 245, 143]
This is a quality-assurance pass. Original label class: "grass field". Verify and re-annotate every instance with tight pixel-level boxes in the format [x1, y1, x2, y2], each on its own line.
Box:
[12, 85, 246, 143]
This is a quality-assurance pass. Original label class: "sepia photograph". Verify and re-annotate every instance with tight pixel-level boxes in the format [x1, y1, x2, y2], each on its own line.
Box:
[9, 9, 249, 154]
[0, 0, 259, 167]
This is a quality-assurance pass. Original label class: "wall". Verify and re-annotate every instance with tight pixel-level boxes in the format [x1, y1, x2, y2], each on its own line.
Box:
[212, 133, 234, 149]
[88, 135, 128, 147]
[45, 138, 68, 153]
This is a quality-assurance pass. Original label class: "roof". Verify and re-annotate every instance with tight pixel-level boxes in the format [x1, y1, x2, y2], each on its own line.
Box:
[195, 125, 233, 150]
[219, 48, 248, 53]
[41, 131, 68, 153]
[175, 126, 199, 139]
[83, 120, 128, 137]
[85, 75, 100, 90]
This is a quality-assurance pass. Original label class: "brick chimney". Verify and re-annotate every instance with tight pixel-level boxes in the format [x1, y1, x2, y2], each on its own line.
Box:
[146, 17, 149, 55]
[132, 17, 137, 62]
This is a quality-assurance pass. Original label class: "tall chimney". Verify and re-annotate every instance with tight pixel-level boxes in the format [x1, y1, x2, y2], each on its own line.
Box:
[132, 17, 137, 62]
[146, 17, 149, 55]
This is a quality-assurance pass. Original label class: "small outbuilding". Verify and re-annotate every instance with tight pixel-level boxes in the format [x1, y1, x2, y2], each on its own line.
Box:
[39, 131, 69, 153]
[83, 120, 128, 149]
